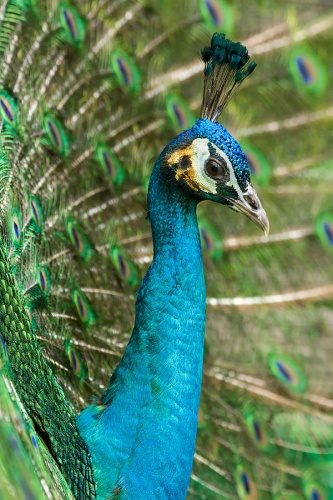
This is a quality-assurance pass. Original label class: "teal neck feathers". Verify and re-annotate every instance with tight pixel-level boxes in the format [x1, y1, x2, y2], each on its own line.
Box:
[77, 153, 206, 499]
[77, 34, 263, 499]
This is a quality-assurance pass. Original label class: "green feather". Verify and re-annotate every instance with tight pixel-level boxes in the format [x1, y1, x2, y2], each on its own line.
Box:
[72, 289, 97, 325]
[315, 212, 333, 254]
[66, 217, 94, 262]
[96, 144, 125, 186]
[234, 465, 257, 500]
[240, 142, 271, 186]
[36, 265, 51, 295]
[199, 0, 234, 32]
[303, 482, 327, 500]
[0, 90, 17, 128]
[29, 195, 44, 233]
[110, 50, 141, 92]
[289, 46, 329, 96]
[110, 246, 140, 286]
[43, 113, 70, 156]
[267, 353, 307, 393]
[8, 207, 22, 247]
[59, 2, 86, 46]
[24, 305, 36, 329]
[244, 413, 275, 453]
[165, 94, 195, 132]
[64, 340, 86, 380]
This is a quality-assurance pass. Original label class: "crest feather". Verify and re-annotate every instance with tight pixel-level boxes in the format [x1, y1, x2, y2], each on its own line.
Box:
[200, 33, 257, 121]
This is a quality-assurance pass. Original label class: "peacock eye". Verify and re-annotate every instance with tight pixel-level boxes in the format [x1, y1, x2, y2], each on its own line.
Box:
[204, 157, 228, 181]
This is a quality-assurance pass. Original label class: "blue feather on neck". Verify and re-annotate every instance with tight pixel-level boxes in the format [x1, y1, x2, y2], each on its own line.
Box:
[77, 140, 206, 499]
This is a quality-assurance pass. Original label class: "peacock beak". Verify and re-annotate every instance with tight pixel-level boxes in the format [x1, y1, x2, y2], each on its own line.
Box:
[225, 184, 269, 235]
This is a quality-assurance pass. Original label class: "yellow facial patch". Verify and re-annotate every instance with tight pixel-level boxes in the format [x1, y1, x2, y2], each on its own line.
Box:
[167, 146, 199, 191]
[166, 138, 218, 194]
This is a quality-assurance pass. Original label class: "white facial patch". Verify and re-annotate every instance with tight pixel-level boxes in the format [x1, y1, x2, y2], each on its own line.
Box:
[189, 138, 217, 194]
[190, 138, 243, 197]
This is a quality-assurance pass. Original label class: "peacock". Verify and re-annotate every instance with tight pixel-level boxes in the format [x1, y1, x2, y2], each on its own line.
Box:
[0, 0, 332, 499]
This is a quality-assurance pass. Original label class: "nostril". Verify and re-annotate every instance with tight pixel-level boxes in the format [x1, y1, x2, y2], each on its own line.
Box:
[244, 193, 259, 210]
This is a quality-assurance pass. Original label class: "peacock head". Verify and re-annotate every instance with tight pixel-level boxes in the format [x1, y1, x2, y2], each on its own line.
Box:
[165, 119, 268, 234]
[162, 33, 269, 234]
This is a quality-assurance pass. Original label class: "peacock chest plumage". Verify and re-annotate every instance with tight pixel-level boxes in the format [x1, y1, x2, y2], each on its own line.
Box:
[0, 1, 333, 499]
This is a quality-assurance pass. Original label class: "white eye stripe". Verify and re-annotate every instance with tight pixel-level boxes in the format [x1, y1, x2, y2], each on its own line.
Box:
[191, 138, 243, 197]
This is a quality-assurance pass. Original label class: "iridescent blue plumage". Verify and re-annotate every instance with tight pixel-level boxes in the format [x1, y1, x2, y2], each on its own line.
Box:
[77, 113, 267, 497]
[78, 151, 206, 497]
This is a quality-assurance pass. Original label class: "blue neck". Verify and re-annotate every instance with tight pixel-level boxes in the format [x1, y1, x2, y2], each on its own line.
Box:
[77, 159, 206, 499]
